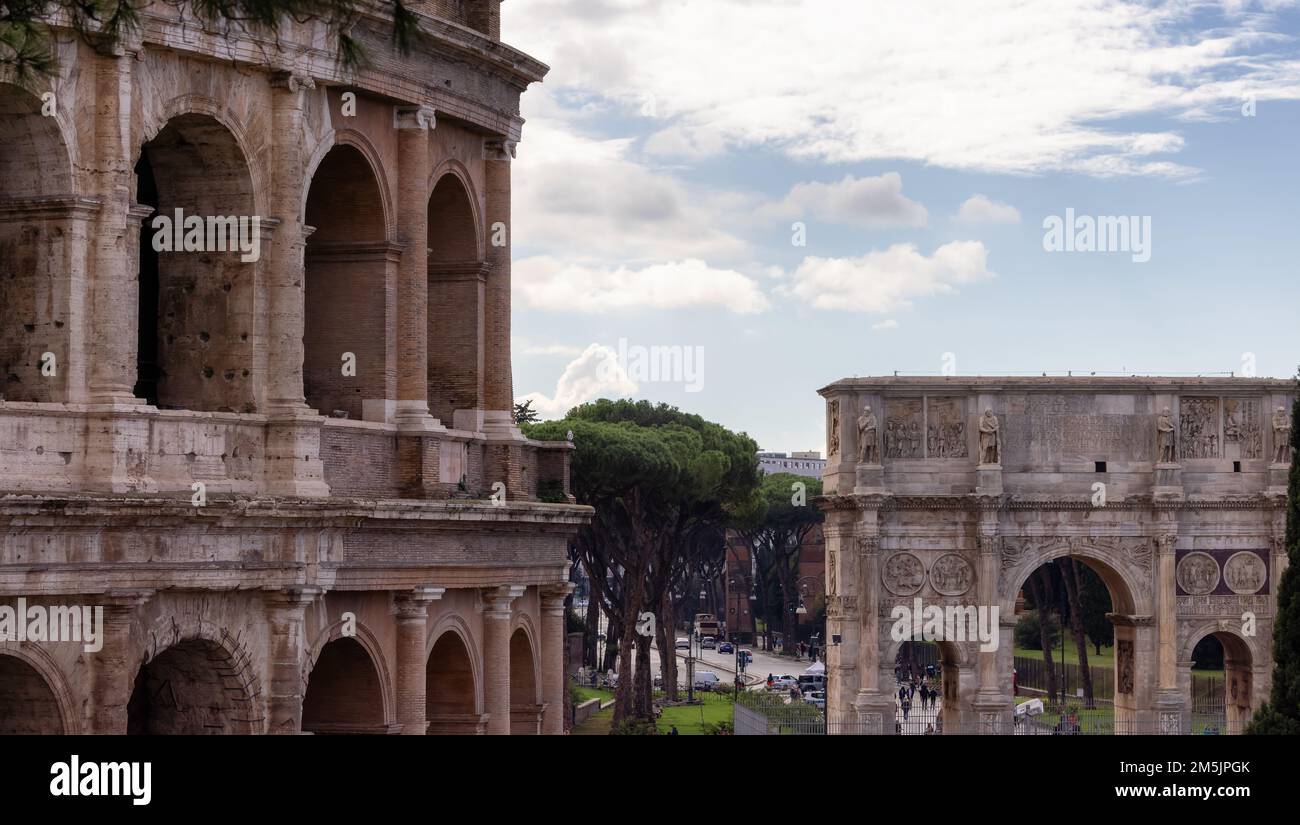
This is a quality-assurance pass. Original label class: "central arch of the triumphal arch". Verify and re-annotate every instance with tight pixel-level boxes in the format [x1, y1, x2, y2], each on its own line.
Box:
[816, 377, 1289, 734]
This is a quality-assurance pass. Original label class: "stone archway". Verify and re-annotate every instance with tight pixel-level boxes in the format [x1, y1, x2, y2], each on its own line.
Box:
[426, 171, 485, 427]
[0, 82, 80, 403]
[509, 627, 541, 735]
[134, 112, 258, 411]
[426, 628, 483, 734]
[0, 652, 68, 734]
[127, 638, 257, 734]
[1003, 547, 1144, 734]
[303, 636, 390, 734]
[1181, 626, 1257, 735]
[302, 142, 393, 421]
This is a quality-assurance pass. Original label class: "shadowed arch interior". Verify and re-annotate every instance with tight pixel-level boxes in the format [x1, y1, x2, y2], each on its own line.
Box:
[1186, 629, 1254, 734]
[302, 636, 387, 734]
[134, 113, 257, 412]
[127, 639, 256, 734]
[426, 173, 484, 425]
[426, 631, 477, 721]
[0, 654, 66, 734]
[303, 143, 392, 421]
[0, 83, 77, 403]
[508, 628, 539, 735]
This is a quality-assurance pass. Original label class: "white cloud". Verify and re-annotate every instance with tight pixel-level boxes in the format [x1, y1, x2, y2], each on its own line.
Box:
[517, 343, 639, 419]
[506, 0, 1300, 177]
[761, 173, 928, 228]
[516, 255, 771, 314]
[872, 319, 900, 331]
[784, 240, 995, 313]
[955, 195, 1021, 225]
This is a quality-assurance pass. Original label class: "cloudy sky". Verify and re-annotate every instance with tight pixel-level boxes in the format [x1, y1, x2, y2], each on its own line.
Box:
[502, 0, 1300, 454]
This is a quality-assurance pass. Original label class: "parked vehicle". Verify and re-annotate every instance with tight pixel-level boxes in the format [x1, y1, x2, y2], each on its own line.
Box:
[701, 636, 716, 650]
[675, 638, 690, 650]
[693, 671, 721, 691]
[798, 673, 826, 692]
[803, 690, 826, 709]
[768, 675, 798, 691]
[718, 642, 734, 653]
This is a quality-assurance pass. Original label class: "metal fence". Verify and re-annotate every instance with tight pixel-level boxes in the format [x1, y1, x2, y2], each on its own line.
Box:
[1014, 656, 1225, 709]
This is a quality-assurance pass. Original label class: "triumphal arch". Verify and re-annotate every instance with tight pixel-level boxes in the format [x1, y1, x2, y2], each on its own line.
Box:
[0, 2, 590, 734]
[818, 377, 1291, 734]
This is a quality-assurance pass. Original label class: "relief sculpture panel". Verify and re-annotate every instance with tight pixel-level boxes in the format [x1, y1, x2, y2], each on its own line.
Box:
[1223, 398, 1262, 460]
[884, 398, 923, 459]
[926, 397, 968, 458]
[1180, 397, 1219, 459]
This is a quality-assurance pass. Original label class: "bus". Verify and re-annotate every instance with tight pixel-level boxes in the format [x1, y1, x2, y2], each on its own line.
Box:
[694, 613, 723, 641]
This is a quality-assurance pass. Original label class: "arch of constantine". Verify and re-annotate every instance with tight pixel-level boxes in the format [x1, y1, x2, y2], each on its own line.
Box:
[817, 377, 1291, 734]
[0, 2, 590, 733]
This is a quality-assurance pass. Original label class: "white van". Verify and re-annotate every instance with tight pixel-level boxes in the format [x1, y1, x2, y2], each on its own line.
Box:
[798, 673, 826, 691]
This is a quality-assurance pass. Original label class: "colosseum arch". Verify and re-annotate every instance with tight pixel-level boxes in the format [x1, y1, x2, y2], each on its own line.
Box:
[134, 103, 260, 413]
[302, 623, 395, 734]
[0, 645, 77, 734]
[302, 138, 395, 421]
[882, 637, 967, 733]
[508, 621, 541, 735]
[426, 619, 484, 734]
[0, 81, 82, 403]
[127, 637, 260, 734]
[426, 167, 486, 425]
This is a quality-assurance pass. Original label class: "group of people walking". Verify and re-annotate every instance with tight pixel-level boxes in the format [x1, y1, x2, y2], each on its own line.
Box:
[897, 678, 939, 720]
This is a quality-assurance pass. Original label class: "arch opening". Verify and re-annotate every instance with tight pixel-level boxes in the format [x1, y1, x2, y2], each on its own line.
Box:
[127, 639, 256, 734]
[0, 653, 66, 734]
[134, 113, 258, 412]
[303, 143, 392, 421]
[302, 636, 388, 734]
[1010, 554, 1132, 734]
[1186, 631, 1253, 735]
[508, 628, 539, 735]
[426, 173, 483, 426]
[892, 639, 958, 735]
[0, 82, 77, 402]
[426, 630, 480, 734]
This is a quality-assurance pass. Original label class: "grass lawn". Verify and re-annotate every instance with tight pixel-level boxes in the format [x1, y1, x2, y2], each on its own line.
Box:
[572, 686, 614, 704]
[657, 692, 733, 735]
[1013, 644, 1114, 667]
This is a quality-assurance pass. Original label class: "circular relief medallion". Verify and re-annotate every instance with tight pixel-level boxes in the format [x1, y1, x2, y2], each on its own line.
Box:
[1223, 551, 1266, 595]
[929, 553, 974, 596]
[1176, 552, 1220, 596]
[882, 552, 926, 596]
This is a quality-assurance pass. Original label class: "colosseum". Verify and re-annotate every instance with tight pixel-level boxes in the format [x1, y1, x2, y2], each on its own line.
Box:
[0, 2, 590, 734]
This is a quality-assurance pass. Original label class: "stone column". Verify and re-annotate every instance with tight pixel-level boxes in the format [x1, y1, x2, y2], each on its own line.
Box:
[972, 520, 1009, 733]
[481, 585, 523, 735]
[265, 586, 321, 734]
[393, 106, 441, 431]
[392, 587, 445, 735]
[539, 583, 574, 735]
[262, 72, 329, 497]
[86, 42, 144, 405]
[91, 590, 152, 734]
[822, 515, 858, 725]
[481, 138, 520, 441]
[851, 502, 895, 733]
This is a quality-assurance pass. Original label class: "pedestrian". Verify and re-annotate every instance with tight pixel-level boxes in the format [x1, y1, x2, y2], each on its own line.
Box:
[919, 684, 929, 707]
[898, 684, 907, 704]
[767, 673, 774, 689]
[670, 725, 679, 735]
[931, 688, 938, 709]
[901, 697, 911, 721]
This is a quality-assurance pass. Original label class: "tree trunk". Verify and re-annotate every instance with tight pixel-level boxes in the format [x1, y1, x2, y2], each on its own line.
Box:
[584, 591, 600, 668]
[658, 589, 678, 700]
[1027, 570, 1058, 705]
[1059, 557, 1094, 706]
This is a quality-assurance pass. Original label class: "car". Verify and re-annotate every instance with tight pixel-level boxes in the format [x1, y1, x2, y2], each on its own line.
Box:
[803, 690, 826, 709]
[718, 641, 734, 653]
[674, 638, 690, 650]
[768, 675, 798, 691]
[693, 671, 721, 691]
[739, 649, 754, 664]
[701, 636, 716, 650]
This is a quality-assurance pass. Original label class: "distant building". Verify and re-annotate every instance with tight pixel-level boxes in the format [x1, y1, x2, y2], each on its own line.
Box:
[757, 450, 826, 479]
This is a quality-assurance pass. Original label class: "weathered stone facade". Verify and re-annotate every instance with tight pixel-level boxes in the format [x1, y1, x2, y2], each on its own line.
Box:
[818, 377, 1291, 734]
[0, 2, 590, 734]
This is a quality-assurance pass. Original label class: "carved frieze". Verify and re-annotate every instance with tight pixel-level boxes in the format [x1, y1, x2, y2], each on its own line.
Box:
[1180, 398, 1219, 459]
[1177, 593, 1271, 617]
[1223, 551, 1266, 595]
[884, 398, 923, 459]
[1223, 398, 1262, 459]
[929, 553, 975, 596]
[1117, 640, 1134, 695]
[827, 594, 859, 619]
[1176, 551, 1220, 595]
[926, 397, 967, 458]
[881, 551, 925, 596]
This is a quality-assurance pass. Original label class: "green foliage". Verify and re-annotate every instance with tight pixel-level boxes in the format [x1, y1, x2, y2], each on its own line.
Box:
[609, 718, 657, 735]
[1249, 374, 1300, 734]
[1015, 609, 1060, 651]
[1, 1, 421, 85]
[700, 720, 734, 735]
[513, 399, 540, 425]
